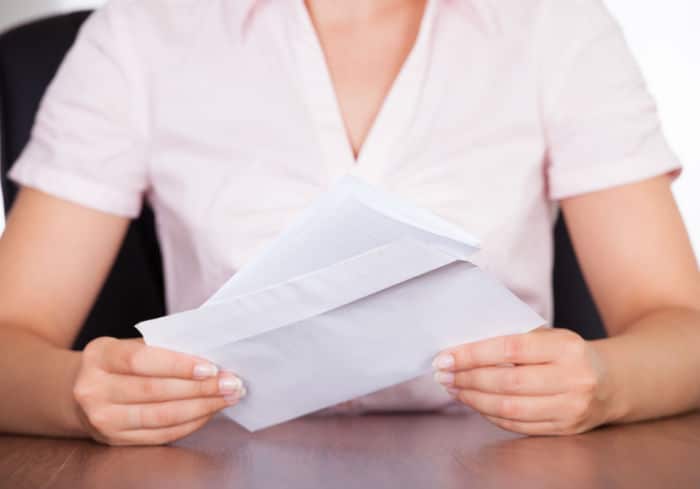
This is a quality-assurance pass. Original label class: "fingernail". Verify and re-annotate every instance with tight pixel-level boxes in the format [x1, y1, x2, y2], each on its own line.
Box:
[224, 386, 247, 404]
[219, 376, 243, 395]
[446, 388, 460, 397]
[193, 363, 218, 379]
[432, 353, 455, 370]
[433, 371, 454, 386]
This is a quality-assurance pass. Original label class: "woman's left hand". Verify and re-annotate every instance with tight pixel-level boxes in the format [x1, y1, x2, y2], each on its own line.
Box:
[432, 327, 616, 435]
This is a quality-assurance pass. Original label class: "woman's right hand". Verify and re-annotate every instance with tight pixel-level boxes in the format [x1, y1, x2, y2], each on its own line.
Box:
[72, 337, 245, 446]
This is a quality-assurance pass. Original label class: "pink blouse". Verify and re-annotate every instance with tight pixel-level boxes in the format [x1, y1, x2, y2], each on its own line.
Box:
[10, 0, 680, 413]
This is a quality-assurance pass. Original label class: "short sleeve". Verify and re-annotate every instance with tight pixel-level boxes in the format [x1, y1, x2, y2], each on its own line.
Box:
[9, 2, 149, 217]
[540, 0, 681, 201]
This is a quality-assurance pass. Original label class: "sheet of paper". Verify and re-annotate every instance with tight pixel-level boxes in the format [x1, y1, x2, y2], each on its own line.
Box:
[136, 176, 545, 431]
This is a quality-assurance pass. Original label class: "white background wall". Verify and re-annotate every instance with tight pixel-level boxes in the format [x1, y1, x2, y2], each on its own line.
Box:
[0, 0, 101, 33]
[1, 0, 699, 261]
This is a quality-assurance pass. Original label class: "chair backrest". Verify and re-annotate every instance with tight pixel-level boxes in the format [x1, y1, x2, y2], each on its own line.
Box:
[0, 11, 166, 349]
[552, 217, 606, 339]
[0, 11, 606, 348]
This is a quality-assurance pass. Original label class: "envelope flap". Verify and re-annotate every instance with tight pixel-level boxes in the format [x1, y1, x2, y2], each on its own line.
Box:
[345, 176, 480, 253]
[206, 177, 479, 306]
[136, 239, 458, 355]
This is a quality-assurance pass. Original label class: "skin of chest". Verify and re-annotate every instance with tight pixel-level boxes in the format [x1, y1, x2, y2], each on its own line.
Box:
[306, 0, 427, 158]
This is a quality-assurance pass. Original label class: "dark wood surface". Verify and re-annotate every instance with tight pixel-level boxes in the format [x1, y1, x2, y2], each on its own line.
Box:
[2, 411, 700, 489]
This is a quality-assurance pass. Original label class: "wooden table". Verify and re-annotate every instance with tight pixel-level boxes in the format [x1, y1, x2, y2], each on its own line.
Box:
[2, 411, 699, 488]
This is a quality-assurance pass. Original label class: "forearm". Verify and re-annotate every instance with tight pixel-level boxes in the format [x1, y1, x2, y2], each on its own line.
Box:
[594, 307, 700, 425]
[0, 325, 87, 438]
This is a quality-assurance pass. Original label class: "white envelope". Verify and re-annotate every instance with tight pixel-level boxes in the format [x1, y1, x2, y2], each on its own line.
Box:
[136, 176, 545, 431]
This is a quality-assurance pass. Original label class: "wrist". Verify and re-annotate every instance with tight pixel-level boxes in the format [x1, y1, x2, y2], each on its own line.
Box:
[59, 350, 91, 438]
[590, 338, 630, 425]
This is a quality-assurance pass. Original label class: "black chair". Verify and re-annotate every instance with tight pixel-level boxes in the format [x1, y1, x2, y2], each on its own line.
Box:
[0, 11, 606, 350]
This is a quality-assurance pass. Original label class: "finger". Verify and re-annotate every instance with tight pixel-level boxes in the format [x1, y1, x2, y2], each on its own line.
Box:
[441, 365, 568, 395]
[97, 338, 219, 380]
[110, 393, 244, 431]
[114, 414, 214, 446]
[454, 390, 565, 422]
[433, 330, 564, 371]
[108, 372, 244, 404]
[484, 416, 567, 436]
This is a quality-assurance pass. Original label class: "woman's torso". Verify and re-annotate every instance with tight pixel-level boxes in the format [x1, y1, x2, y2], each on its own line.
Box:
[139, 0, 556, 330]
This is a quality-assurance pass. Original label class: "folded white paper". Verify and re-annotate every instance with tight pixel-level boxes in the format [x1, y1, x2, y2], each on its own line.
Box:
[136, 176, 545, 431]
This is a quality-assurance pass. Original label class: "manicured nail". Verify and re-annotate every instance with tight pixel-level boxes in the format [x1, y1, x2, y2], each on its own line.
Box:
[219, 376, 243, 395]
[432, 353, 455, 370]
[193, 363, 218, 379]
[224, 386, 247, 404]
[434, 371, 454, 386]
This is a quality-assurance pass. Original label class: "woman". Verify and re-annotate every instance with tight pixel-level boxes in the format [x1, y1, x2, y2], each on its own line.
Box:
[0, 0, 698, 446]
